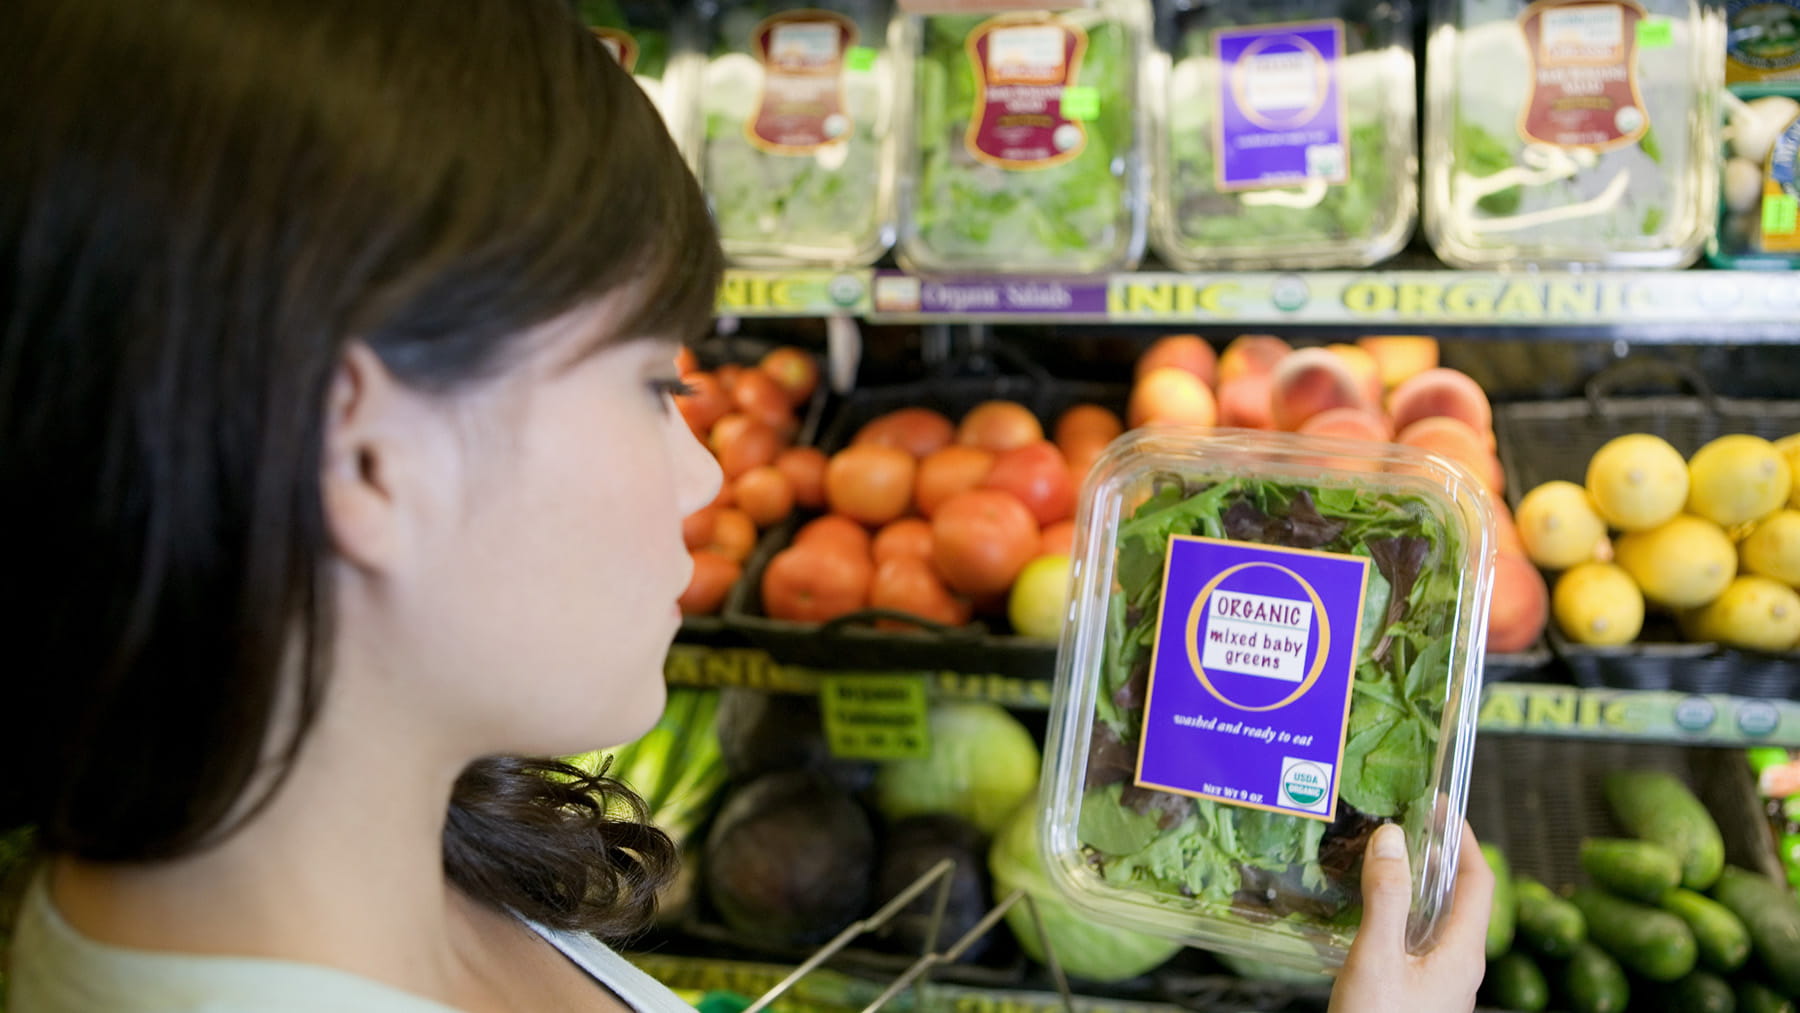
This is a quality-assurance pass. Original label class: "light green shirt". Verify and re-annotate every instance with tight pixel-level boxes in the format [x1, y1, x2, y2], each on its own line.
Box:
[8, 876, 695, 1013]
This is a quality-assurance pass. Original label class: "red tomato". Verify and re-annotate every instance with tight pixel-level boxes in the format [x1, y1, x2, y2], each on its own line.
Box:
[1053, 404, 1124, 452]
[682, 506, 718, 552]
[674, 347, 700, 375]
[854, 407, 955, 459]
[825, 444, 915, 526]
[795, 514, 872, 557]
[705, 508, 757, 564]
[870, 556, 972, 629]
[872, 518, 935, 566]
[956, 401, 1043, 454]
[981, 441, 1076, 526]
[1041, 520, 1077, 557]
[914, 445, 994, 518]
[759, 346, 819, 407]
[679, 550, 740, 617]
[1061, 432, 1111, 488]
[931, 490, 1039, 597]
[760, 542, 872, 623]
[1134, 334, 1217, 388]
[773, 447, 828, 511]
[732, 368, 794, 434]
[715, 418, 781, 480]
[734, 466, 794, 529]
[676, 372, 731, 436]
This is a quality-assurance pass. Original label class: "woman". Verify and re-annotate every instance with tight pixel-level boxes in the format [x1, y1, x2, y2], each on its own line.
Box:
[0, 1, 1487, 1010]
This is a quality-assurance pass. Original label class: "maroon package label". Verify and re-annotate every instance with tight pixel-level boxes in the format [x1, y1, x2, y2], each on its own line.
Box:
[591, 27, 640, 73]
[1517, 0, 1649, 150]
[964, 15, 1088, 170]
[749, 12, 858, 154]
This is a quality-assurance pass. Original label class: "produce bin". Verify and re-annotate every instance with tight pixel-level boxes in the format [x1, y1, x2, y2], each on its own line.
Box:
[1494, 362, 1800, 697]
[724, 373, 1129, 678]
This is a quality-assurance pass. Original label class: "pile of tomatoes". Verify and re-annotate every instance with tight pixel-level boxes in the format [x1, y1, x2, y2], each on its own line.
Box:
[755, 398, 1123, 630]
[675, 345, 824, 618]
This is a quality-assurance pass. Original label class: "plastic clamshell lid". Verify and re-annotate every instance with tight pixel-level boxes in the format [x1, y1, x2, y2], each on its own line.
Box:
[1041, 427, 1496, 974]
[1147, 0, 1418, 271]
[1422, 0, 1723, 269]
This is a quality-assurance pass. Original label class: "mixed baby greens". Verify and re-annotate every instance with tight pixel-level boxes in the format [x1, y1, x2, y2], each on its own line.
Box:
[700, 0, 894, 265]
[1081, 477, 1464, 934]
[905, 5, 1142, 272]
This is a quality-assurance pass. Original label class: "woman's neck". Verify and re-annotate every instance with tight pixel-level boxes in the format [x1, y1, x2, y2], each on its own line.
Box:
[48, 657, 498, 1007]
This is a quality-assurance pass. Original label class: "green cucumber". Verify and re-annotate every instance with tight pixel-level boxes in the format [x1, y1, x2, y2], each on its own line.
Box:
[1565, 941, 1630, 1013]
[1485, 843, 1517, 959]
[1485, 951, 1548, 1012]
[1517, 875, 1587, 958]
[1605, 771, 1725, 890]
[1661, 887, 1751, 972]
[1569, 886, 1697, 982]
[1660, 971, 1738, 1013]
[1712, 866, 1800, 995]
[1739, 981, 1797, 1013]
[1581, 837, 1682, 902]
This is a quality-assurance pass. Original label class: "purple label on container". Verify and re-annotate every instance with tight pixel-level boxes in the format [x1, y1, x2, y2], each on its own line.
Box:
[1214, 20, 1349, 192]
[872, 273, 1111, 316]
[1135, 535, 1369, 821]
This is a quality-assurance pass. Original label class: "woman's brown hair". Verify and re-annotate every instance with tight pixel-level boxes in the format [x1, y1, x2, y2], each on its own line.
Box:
[0, 0, 719, 938]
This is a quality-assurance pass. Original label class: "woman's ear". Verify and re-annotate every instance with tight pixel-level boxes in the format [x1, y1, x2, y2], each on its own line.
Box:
[320, 343, 409, 571]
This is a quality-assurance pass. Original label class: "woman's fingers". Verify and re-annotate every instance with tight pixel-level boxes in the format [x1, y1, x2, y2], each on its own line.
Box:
[1356, 822, 1415, 953]
[1437, 823, 1496, 957]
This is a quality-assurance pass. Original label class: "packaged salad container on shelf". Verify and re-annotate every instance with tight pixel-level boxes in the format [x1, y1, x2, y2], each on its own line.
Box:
[1711, 84, 1800, 268]
[1148, 0, 1418, 270]
[576, 0, 702, 159]
[1423, 0, 1724, 268]
[1041, 428, 1497, 972]
[897, 0, 1151, 275]
[699, 0, 900, 267]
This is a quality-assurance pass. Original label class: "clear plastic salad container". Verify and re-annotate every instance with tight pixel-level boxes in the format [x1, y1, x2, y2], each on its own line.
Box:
[896, 0, 1151, 275]
[1148, 0, 1418, 270]
[1042, 428, 1497, 972]
[699, 0, 901, 267]
[576, 0, 702, 160]
[1423, 0, 1724, 268]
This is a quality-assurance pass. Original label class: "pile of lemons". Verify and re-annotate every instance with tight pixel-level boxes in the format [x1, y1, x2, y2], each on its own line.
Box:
[1514, 433, 1800, 652]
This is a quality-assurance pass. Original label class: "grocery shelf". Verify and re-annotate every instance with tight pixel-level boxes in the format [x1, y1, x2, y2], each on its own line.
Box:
[717, 267, 1800, 340]
[665, 644, 1800, 746]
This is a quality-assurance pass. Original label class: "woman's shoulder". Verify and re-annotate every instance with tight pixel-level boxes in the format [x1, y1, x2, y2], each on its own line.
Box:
[6, 875, 460, 1013]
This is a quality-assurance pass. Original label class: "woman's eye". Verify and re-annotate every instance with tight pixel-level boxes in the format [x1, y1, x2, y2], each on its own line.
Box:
[649, 377, 696, 405]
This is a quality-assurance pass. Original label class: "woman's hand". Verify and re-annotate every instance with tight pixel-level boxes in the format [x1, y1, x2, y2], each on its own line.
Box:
[1330, 821, 1492, 1013]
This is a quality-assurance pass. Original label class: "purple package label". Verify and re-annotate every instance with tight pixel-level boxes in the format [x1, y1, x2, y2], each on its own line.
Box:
[1213, 20, 1349, 192]
[1135, 535, 1369, 821]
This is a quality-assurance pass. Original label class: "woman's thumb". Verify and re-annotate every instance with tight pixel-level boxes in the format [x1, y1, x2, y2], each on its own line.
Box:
[1358, 823, 1415, 949]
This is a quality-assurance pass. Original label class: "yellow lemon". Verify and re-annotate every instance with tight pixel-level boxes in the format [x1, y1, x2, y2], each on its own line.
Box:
[1687, 434, 1793, 528]
[1516, 481, 1608, 570]
[1585, 434, 1689, 532]
[1776, 433, 1800, 509]
[1687, 576, 1800, 652]
[1742, 509, 1800, 587]
[1614, 515, 1737, 609]
[1008, 554, 1072, 641]
[1552, 562, 1645, 646]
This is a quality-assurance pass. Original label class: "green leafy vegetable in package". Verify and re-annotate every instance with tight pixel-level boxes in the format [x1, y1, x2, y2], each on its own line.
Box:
[1151, 3, 1416, 269]
[900, 1, 1148, 273]
[700, 0, 896, 266]
[1069, 470, 1477, 958]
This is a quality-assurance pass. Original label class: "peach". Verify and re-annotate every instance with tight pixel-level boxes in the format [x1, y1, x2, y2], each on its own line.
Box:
[1129, 367, 1218, 429]
[1488, 552, 1549, 653]
[1135, 334, 1217, 388]
[1387, 368, 1493, 445]
[1217, 334, 1293, 386]
[1296, 407, 1393, 443]
[1326, 343, 1385, 409]
[1270, 347, 1372, 431]
[1396, 416, 1504, 493]
[1216, 375, 1276, 430]
[1357, 335, 1440, 390]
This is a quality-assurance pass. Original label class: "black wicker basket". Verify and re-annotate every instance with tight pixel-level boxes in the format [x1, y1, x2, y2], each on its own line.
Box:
[1494, 360, 1800, 697]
